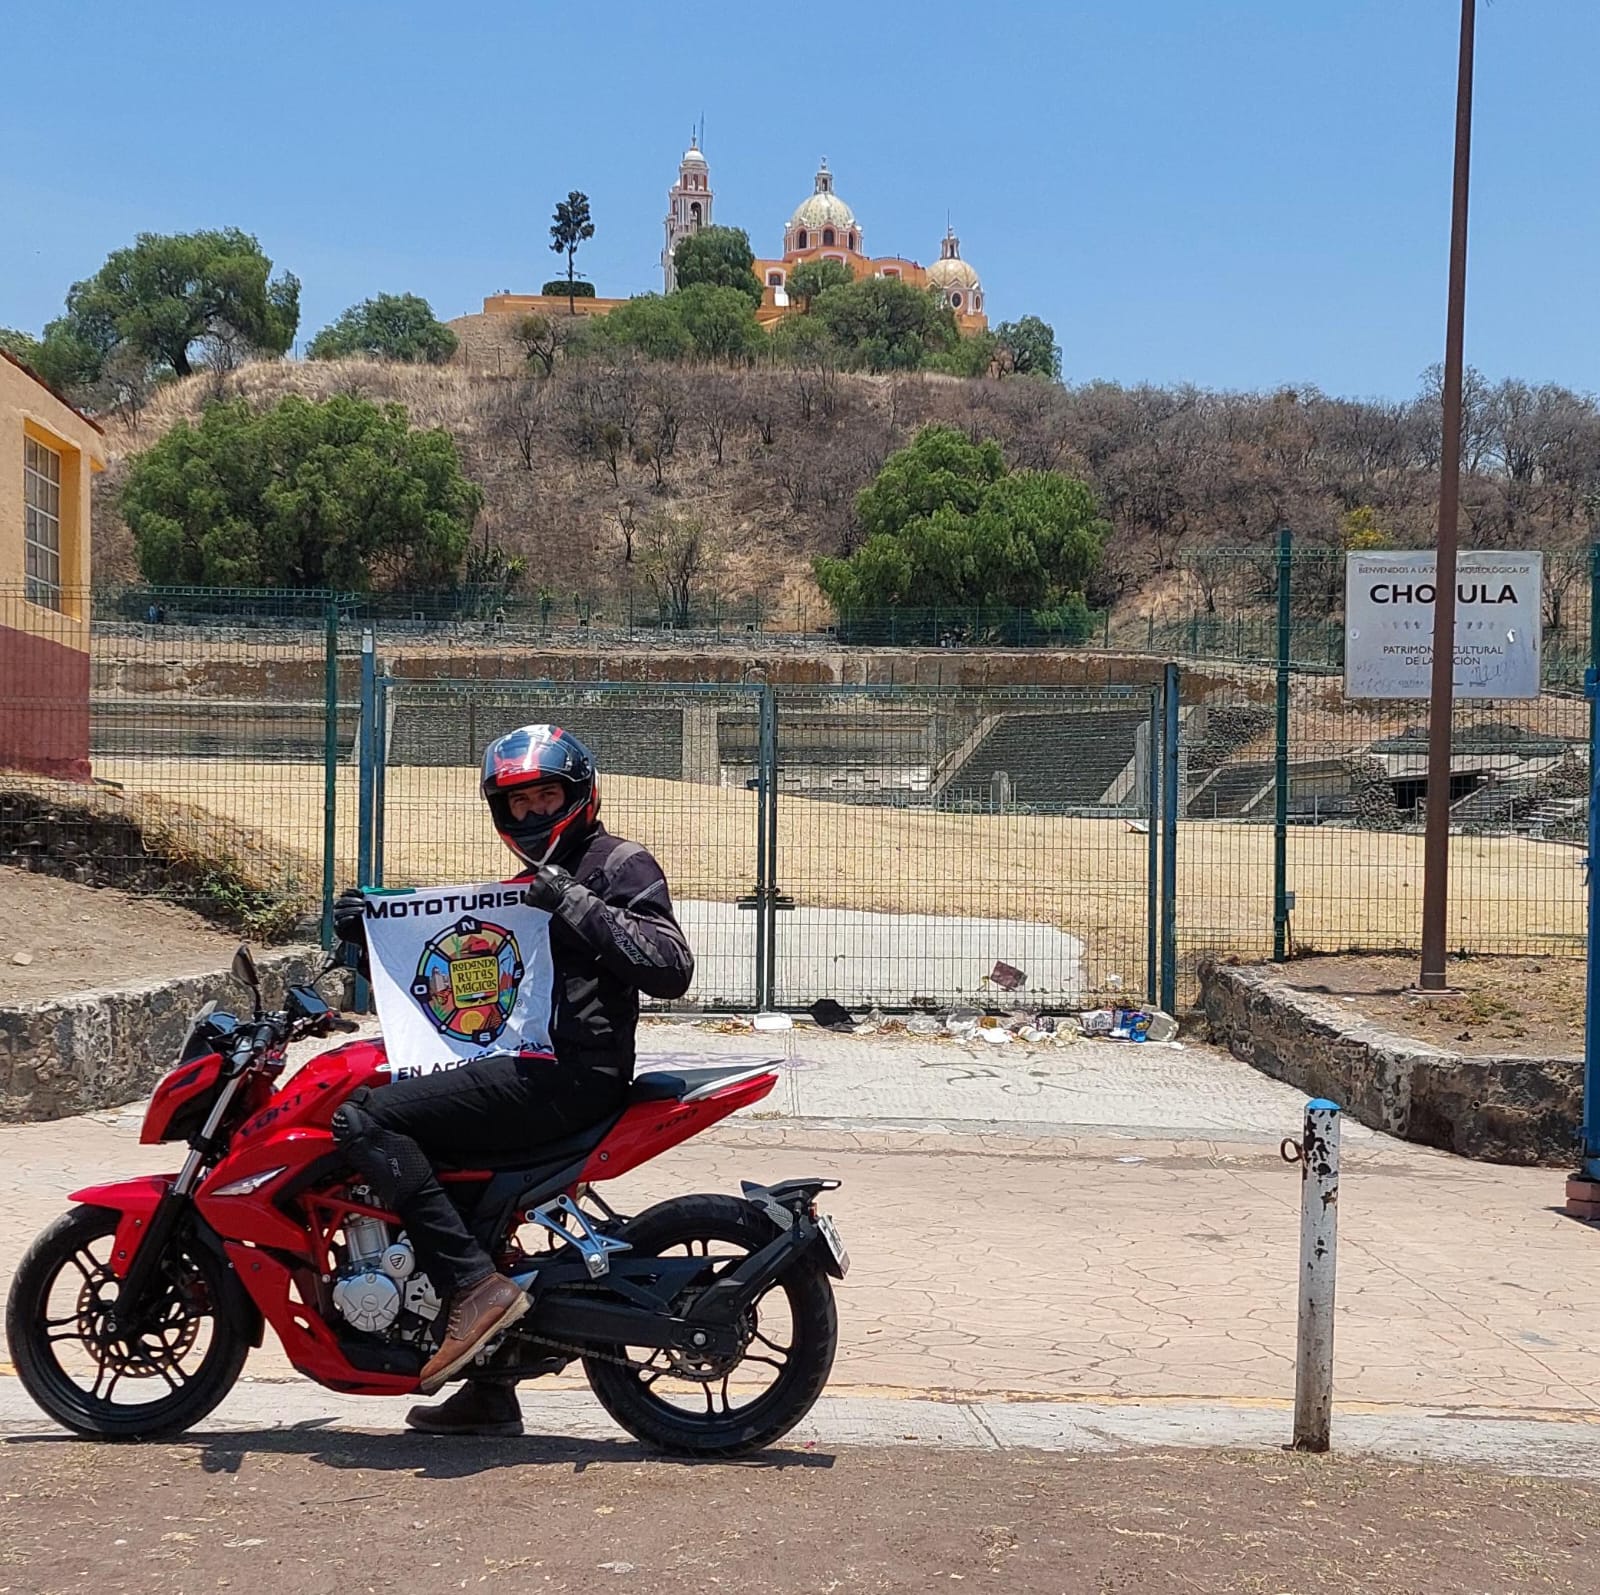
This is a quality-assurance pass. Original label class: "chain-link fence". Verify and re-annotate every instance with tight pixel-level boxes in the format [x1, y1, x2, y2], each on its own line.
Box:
[1, 579, 1593, 1010]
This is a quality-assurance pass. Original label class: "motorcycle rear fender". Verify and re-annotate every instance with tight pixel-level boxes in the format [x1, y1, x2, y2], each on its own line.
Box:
[70, 1174, 173, 1279]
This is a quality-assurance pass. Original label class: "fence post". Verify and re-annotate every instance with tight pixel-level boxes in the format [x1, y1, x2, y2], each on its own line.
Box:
[1288, 1099, 1341, 1453]
[753, 686, 774, 1011]
[319, 599, 338, 950]
[1160, 663, 1179, 1015]
[1273, 526, 1292, 961]
[354, 629, 377, 1013]
[1146, 694, 1160, 1004]
[761, 684, 780, 1008]
[357, 629, 376, 890]
[372, 672, 389, 889]
[1582, 541, 1600, 1186]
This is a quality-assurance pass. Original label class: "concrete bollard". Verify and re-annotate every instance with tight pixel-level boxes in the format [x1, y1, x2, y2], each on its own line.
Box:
[1282, 1098, 1341, 1452]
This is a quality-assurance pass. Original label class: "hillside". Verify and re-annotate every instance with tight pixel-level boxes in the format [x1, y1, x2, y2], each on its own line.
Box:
[91, 351, 1600, 634]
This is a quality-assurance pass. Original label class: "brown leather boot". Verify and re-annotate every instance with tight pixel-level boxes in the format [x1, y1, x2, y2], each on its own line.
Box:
[417, 1275, 530, 1395]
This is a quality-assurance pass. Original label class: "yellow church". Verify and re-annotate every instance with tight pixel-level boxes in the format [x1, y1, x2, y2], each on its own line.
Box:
[475, 140, 990, 337]
[664, 141, 989, 333]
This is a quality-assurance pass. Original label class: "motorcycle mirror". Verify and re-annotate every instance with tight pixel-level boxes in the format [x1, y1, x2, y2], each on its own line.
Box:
[231, 945, 263, 1016]
[285, 984, 329, 1022]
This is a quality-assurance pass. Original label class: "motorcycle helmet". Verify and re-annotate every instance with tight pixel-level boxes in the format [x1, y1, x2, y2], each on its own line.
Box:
[480, 724, 600, 866]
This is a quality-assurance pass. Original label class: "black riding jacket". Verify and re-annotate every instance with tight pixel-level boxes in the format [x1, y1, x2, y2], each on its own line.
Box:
[339, 825, 693, 1082]
[528, 826, 695, 1081]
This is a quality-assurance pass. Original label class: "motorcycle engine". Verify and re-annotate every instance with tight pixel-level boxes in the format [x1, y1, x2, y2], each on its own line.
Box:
[332, 1215, 438, 1336]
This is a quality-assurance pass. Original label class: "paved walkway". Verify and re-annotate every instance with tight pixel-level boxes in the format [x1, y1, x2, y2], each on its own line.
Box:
[2, 1021, 1595, 1440]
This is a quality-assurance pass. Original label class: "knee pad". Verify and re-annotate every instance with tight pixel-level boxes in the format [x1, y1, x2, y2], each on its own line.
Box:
[331, 1099, 434, 1208]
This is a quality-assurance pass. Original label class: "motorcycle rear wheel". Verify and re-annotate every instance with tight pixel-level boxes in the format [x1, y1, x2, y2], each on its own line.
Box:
[6, 1205, 249, 1440]
[582, 1193, 837, 1458]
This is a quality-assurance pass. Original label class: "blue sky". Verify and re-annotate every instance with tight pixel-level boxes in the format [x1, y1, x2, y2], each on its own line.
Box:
[2, 1, 1595, 399]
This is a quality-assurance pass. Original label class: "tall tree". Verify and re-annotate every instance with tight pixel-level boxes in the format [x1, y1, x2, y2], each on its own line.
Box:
[994, 316, 1061, 381]
[121, 394, 482, 590]
[672, 226, 763, 307]
[815, 424, 1106, 615]
[675, 284, 763, 362]
[47, 228, 299, 381]
[307, 293, 458, 364]
[550, 191, 595, 313]
[814, 277, 957, 372]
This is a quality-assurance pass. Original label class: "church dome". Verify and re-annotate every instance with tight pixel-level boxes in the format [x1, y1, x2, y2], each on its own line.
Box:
[927, 254, 980, 292]
[788, 159, 856, 232]
[927, 228, 981, 293]
[682, 142, 707, 169]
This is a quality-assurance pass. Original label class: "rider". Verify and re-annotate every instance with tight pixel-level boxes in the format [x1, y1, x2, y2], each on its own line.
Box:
[330, 725, 694, 1436]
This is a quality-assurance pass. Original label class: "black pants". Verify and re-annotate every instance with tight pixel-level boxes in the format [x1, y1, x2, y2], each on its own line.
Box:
[336, 1055, 625, 1297]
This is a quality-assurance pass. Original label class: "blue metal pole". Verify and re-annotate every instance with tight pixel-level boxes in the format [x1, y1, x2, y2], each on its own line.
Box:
[1160, 663, 1180, 1015]
[1273, 527, 1292, 961]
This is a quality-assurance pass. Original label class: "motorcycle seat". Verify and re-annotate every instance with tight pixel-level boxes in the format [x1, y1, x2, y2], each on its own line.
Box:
[434, 1063, 780, 1174]
[628, 1061, 780, 1104]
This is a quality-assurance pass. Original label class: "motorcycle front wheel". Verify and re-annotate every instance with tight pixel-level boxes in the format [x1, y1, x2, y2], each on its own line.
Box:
[582, 1193, 837, 1458]
[6, 1205, 249, 1440]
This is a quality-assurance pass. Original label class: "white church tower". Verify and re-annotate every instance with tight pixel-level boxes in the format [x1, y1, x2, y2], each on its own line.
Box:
[662, 136, 713, 291]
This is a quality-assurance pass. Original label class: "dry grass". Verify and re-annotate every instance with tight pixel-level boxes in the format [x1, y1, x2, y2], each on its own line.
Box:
[0, 768, 322, 937]
[87, 757, 1587, 980]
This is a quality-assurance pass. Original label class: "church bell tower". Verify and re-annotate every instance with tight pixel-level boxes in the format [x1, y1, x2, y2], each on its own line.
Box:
[662, 134, 713, 291]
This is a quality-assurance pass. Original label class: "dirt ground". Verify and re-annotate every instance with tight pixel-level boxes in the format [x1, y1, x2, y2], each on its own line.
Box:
[1280, 953, 1585, 1057]
[86, 757, 1586, 984]
[0, 1436, 1594, 1595]
[0, 869, 239, 1005]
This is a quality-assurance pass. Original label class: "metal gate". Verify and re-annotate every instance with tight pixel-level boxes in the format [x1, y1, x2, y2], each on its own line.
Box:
[364, 672, 766, 1008]
[362, 665, 1178, 1014]
[759, 685, 1169, 1011]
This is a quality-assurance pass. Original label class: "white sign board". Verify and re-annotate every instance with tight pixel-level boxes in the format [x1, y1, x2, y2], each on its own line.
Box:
[361, 882, 555, 1078]
[1344, 550, 1542, 700]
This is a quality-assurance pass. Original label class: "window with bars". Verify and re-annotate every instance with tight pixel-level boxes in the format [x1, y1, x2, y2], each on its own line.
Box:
[24, 435, 63, 609]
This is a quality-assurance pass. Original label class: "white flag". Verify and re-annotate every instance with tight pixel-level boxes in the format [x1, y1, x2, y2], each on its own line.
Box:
[360, 882, 555, 1079]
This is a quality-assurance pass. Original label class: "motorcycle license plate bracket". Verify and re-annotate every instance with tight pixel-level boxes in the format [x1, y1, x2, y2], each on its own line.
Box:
[815, 1213, 850, 1278]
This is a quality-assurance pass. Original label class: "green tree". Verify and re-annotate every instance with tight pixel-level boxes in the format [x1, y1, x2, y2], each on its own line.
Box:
[0, 327, 41, 367]
[783, 258, 853, 313]
[856, 425, 1005, 540]
[672, 227, 763, 307]
[925, 329, 1000, 379]
[541, 279, 595, 298]
[599, 295, 693, 361]
[815, 424, 1106, 615]
[121, 394, 482, 590]
[307, 293, 458, 364]
[47, 228, 299, 382]
[676, 283, 763, 361]
[994, 315, 1061, 381]
[550, 191, 595, 313]
[814, 277, 956, 372]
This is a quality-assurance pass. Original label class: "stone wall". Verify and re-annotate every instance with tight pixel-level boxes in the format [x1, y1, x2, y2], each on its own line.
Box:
[1198, 960, 1580, 1166]
[0, 948, 348, 1123]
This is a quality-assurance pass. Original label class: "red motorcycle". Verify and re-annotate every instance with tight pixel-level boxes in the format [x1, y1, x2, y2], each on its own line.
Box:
[6, 948, 848, 1456]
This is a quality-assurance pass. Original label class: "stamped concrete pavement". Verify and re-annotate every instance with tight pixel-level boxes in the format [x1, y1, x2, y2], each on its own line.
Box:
[1, 1020, 1595, 1449]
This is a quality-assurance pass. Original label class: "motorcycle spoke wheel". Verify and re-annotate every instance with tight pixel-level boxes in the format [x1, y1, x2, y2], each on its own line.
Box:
[582, 1194, 837, 1459]
[6, 1206, 249, 1441]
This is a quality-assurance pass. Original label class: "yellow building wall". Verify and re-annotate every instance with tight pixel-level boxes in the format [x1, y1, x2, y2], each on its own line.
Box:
[0, 352, 105, 644]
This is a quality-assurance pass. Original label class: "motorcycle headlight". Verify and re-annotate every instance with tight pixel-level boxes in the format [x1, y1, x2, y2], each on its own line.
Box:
[211, 1166, 287, 1197]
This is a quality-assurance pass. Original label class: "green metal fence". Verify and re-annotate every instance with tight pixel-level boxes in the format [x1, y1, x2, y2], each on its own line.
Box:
[1, 577, 1593, 1012]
